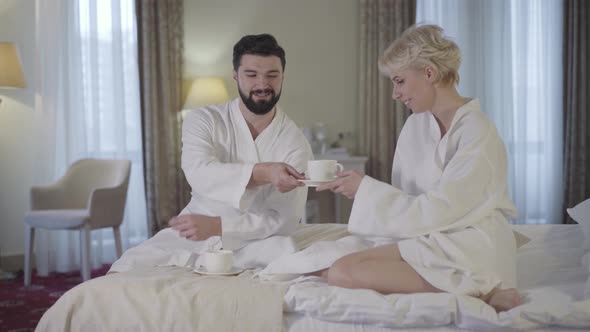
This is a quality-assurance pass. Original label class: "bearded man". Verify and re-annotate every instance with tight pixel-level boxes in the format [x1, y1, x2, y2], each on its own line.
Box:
[165, 34, 313, 249]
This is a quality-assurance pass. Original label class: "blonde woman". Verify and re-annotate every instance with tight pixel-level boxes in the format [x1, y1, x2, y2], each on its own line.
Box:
[316, 24, 521, 312]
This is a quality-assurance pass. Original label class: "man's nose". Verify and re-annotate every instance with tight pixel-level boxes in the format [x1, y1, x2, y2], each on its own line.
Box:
[256, 76, 269, 86]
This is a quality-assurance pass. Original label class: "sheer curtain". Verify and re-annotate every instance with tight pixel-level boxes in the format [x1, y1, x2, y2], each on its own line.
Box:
[416, 0, 563, 224]
[33, 0, 147, 275]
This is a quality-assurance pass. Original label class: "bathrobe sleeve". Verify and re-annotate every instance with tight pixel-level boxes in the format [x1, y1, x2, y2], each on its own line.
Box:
[348, 121, 502, 238]
[220, 143, 312, 247]
[181, 109, 255, 210]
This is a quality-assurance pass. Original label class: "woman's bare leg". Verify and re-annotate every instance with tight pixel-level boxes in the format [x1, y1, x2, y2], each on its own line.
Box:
[325, 243, 523, 312]
[325, 244, 440, 294]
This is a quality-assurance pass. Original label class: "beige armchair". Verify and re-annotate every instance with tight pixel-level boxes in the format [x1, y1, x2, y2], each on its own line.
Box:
[23, 158, 132, 286]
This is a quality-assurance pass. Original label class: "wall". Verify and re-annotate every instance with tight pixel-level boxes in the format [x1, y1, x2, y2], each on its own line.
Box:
[0, 0, 36, 266]
[0, 0, 360, 265]
[184, 0, 360, 150]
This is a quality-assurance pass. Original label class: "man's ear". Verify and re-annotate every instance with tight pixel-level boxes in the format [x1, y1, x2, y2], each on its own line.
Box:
[233, 70, 238, 81]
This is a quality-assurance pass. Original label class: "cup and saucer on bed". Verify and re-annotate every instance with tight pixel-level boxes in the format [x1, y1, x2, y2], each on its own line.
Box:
[193, 249, 244, 276]
[300, 160, 342, 187]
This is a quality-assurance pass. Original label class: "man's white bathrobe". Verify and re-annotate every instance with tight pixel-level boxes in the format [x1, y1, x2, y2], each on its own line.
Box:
[349, 99, 518, 296]
[180, 98, 313, 247]
[109, 99, 312, 272]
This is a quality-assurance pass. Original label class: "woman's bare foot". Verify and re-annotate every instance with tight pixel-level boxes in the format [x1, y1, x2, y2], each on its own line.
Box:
[483, 288, 522, 312]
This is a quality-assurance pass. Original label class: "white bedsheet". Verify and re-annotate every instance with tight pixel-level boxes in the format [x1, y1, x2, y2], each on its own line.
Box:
[109, 227, 299, 273]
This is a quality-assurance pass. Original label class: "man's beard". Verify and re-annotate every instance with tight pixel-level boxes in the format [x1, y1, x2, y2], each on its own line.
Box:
[238, 85, 281, 115]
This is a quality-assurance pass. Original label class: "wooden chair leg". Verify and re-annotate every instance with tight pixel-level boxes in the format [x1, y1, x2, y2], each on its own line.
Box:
[24, 225, 35, 287]
[80, 226, 91, 282]
[113, 226, 123, 258]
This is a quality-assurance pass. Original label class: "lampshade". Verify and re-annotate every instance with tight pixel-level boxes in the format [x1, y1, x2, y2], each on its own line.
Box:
[0, 42, 26, 88]
[183, 77, 229, 109]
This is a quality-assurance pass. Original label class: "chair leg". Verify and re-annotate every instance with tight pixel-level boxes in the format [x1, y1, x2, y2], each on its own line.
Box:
[80, 226, 91, 282]
[113, 226, 123, 258]
[24, 225, 35, 287]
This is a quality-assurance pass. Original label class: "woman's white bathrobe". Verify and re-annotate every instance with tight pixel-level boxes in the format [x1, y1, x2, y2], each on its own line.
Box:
[349, 99, 518, 296]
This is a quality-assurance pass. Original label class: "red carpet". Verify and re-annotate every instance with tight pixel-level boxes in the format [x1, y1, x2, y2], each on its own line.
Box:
[0, 265, 110, 332]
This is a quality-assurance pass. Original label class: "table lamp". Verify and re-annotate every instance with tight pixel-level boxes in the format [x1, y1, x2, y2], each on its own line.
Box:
[182, 77, 229, 117]
[0, 42, 26, 105]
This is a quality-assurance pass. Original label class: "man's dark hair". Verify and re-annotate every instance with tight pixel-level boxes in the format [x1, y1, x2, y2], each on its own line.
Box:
[232, 34, 286, 71]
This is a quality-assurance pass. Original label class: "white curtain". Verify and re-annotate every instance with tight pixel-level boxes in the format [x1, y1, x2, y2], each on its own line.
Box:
[33, 0, 147, 275]
[416, 0, 563, 224]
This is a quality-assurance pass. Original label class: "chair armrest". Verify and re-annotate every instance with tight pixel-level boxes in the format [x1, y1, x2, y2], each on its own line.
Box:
[87, 186, 129, 228]
[30, 183, 68, 210]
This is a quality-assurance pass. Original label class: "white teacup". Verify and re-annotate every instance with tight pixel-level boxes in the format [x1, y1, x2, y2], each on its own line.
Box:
[307, 160, 344, 181]
[204, 249, 233, 273]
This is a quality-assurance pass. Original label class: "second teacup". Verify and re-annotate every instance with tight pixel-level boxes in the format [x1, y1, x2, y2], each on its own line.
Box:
[307, 160, 344, 181]
[204, 249, 233, 273]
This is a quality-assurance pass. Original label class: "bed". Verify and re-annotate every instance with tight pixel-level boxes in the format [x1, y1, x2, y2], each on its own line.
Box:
[36, 222, 590, 331]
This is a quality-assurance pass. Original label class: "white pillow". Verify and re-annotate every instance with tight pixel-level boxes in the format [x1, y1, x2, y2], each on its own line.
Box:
[513, 229, 531, 248]
[566, 198, 590, 251]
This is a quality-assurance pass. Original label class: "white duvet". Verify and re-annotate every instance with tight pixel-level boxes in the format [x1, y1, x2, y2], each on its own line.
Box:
[36, 224, 590, 332]
[37, 267, 287, 332]
[266, 224, 590, 330]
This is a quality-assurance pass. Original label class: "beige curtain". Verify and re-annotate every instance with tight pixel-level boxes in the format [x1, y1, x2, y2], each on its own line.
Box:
[563, 0, 590, 223]
[136, 0, 190, 235]
[358, 0, 415, 183]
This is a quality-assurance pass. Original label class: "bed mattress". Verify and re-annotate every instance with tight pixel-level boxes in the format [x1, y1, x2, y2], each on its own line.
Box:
[36, 223, 590, 332]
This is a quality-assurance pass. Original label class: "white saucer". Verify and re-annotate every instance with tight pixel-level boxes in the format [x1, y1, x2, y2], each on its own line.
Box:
[193, 266, 244, 276]
[301, 179, 336, 187]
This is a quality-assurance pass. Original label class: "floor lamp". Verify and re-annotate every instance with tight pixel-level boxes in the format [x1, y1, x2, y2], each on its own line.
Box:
[0, 42, 26, 280]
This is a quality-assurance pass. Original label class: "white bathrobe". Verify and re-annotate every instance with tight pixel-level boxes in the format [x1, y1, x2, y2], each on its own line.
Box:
[109, 99, 312, 272]
[180, 98, 313, 248]
[349, 99, 518, 296]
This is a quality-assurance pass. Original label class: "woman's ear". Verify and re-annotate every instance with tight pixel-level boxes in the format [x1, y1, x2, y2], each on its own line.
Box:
[425, 66, 436, 81]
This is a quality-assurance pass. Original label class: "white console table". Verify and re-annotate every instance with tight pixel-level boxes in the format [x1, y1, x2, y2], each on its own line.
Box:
[303, 154, 368, 223]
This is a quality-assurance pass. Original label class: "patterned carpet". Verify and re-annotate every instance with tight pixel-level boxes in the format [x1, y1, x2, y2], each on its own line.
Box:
[0, 265, 110, 332]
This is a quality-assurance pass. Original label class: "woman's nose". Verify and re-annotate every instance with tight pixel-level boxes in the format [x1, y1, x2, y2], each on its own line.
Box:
[392, 88, 401, 100]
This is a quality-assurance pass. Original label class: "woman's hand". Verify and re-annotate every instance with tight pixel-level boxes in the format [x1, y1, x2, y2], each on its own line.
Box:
[316, 169, 364, 199]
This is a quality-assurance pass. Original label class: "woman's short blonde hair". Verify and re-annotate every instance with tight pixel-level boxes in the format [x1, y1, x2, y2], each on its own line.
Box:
[378, 24, 461, 86]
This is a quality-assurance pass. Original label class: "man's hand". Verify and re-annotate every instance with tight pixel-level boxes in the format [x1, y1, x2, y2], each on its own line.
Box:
[250, 162, 305, 193]
[168, 214, 222, 241]
[316, 170, 364, 199]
